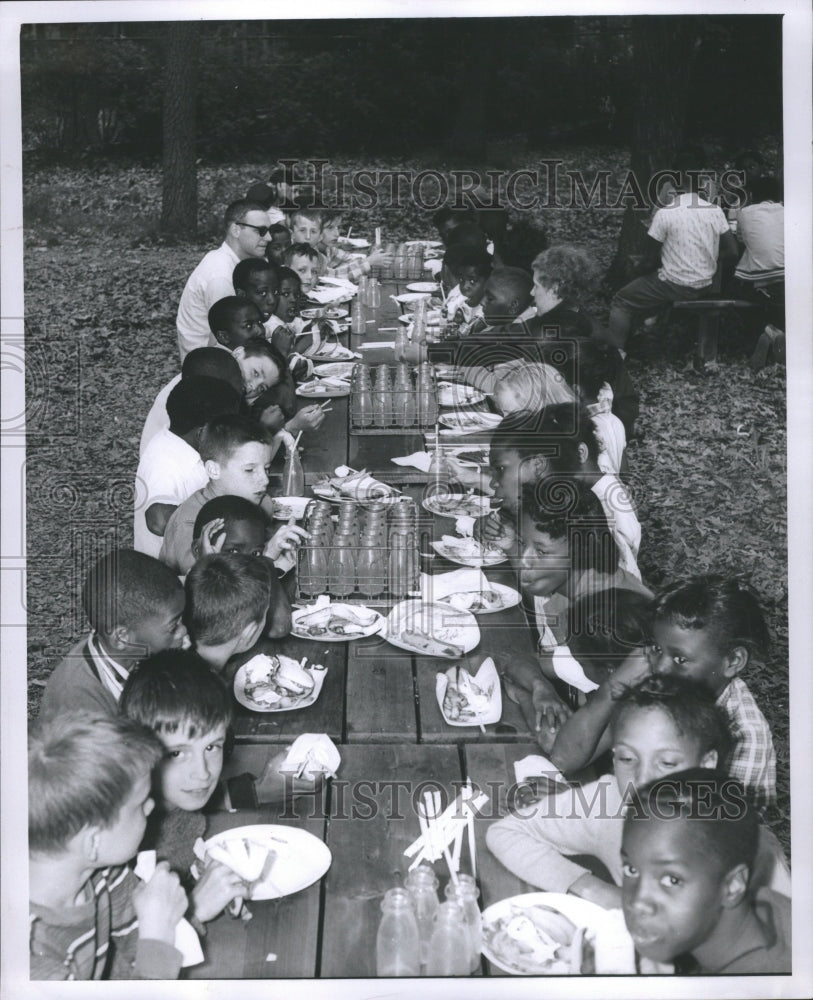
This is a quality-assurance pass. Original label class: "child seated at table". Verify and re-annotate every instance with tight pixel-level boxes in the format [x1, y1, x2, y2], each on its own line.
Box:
[159, 415, 303, 575]
[312, 207, 391, 280]
[491, 358, 577, 416]
[139, 348, 245, 458]
[29, 713, 186, 980]
[486, 676, 791, 912]
[184, 552, 292, 671]
[234, 337, 325, 436]
[441, 245, 492, 334]
[135, 376, 242, 558]
[207, 296, 267, 351]
[265, 222, 292, 266]
[190, 495, 269, 562]
[621, 769, 790, 973]
[119, 651, 318, 927]
[285, 243, 320, 296]
[232, 258, 280, 333]
[432, 205, 479, 245]
[39, 549, 188, 723]
[470, 267, 534, 333]
[648, 575, 777, 814]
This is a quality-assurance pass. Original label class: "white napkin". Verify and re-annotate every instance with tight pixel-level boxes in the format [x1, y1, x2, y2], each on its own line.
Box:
[513, 754, 569, 786]
[455, 515, 476, 538]
[281, 733, 341, 778]
[359, 341, 396, 350]
[424, 258, 443, 276]
[551, 645, 599, 693]
[421, 567, 489, 602]
[391, 451, 433, 472]
[594, 909, 637, 974]
[134, 851, 204, 967]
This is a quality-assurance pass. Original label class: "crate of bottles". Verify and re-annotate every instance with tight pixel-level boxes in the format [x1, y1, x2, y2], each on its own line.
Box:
[369, 242, 425, 281]
[296, 497, 425, 605]
[350, 362, 439, 435]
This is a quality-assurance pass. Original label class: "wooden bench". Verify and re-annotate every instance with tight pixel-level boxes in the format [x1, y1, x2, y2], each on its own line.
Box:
[666, 297, 761, 364]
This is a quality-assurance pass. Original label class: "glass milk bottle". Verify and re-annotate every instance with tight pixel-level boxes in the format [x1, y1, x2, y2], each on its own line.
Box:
[444, 875, 481, 973]
[405, 865, 439, 968]
[425, 901, 470, 977]
[376, 887, 421, 977]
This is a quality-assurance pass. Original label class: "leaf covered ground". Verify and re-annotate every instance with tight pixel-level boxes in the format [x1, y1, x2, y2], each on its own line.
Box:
[22, 150, 789, 852]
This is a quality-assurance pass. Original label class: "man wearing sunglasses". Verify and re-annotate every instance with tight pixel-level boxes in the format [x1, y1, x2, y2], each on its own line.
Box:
[176, 200, 272, 360]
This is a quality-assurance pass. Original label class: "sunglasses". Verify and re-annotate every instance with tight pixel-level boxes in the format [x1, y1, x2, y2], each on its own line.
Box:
[236, 222, 272, 238]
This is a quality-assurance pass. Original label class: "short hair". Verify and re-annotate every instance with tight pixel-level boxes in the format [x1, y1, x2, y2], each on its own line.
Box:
[521, 479, 619, 575]
[198, 414, 270, 465]
[233, 257, 277, 292]
[290, 207, 323, 226]
[245, 181, 276, 208]
[120, 649, 232, 739]
[238, 336, 290, 382]
[318, 207, 344, 226]
[433, 205, 478, 230]
[224, 199, 267, 229]
[269, 222, 291, 238]
[444, 245, 493, 279]
[29, 713, 163, 855]
[166, 374, 242, 437]
[208, 295, 261, 335]
[185, 553, 272, 645]
[650, 576, 770, 662]
[625, 768, 759, 879]
[493, 359, 576, 413]
[276, 265, 301, 288]
[268, 165, 291, 186]
[192, 494, 268, 541]
[499, 219, 548, 272]
[181, 348, 243, 397]
[82, 549, 183, 635]
[567, 588, 653, 670]
[611, 676, 733, 765]
[285, 242, 319, 264]
[445, 223, 490, 253]
[487, 267, 533, 303]
[530, 402, 601, 468]
[748, 176, 781, 203]
[532, 245, 598, 303]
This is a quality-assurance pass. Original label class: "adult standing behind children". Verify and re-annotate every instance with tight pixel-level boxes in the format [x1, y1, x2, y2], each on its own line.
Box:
[176, 200, 272, 361]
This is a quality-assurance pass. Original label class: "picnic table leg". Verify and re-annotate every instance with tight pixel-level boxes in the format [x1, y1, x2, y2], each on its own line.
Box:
[697, 311, 719, 365]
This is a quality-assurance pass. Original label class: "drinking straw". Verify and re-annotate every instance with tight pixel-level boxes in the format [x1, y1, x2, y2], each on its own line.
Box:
[293, 430, 303, 449]
[346, 226, 352, 238]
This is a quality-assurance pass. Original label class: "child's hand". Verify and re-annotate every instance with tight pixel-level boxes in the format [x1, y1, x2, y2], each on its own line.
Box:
[286, 405, 326, 434]
[265, 520, 309, 562]
[198, 518, 226, 556]
[532, 682, 572, 735]
[132, 862, 187, 944]
[254, 749, 323, 805]
[607, 650, 651, 699]
[476, 511, 516, 552]
[367, 247, 392, 267]
[443, 454, 489, 491]
[258, 403, 286, 433]
[191, 860, 247, 924]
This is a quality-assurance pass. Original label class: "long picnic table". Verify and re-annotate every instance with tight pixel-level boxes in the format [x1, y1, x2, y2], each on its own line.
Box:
[187, 281, 542, 980]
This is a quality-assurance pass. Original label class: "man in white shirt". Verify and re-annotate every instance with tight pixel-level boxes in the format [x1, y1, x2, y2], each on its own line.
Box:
[176, 199, 272, 360]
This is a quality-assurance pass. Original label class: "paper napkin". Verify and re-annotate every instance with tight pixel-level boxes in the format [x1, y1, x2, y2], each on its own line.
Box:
[134, 851, 204, 967]
[420, 567, 489, 602]
[551, 645, 599, 693]
[391, 451, 433, 472]
[281, 734, 341, 779]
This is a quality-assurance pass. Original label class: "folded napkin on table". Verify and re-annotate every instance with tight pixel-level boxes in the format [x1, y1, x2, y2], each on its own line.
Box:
[513, 754, 569, 786]
[421, 567, 489, 602]
[281, 734, 341, 779]
[391, 451, 433, 472]
[134, 851, 204, 967]
[455, 515, 476, 538]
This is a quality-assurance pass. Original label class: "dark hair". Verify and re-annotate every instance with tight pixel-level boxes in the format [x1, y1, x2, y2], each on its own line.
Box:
[501, 402, 600, 469]
[486, 266, 533, 303]
[245, 182, 276, 208]
[185, 553, 273, 645]
[611, 675, 733, 765]
[444, 245, 493, 280]
[223, 199, 267, 229]
[29, 713, 162, 855]
[269, 222, 291, 238]
[120, 649, 232, 738]
[490, 410, 560, 459]
[568, 588, 653, 671]
[276, 265, 301, 288]
[433, 205, 477, 231]
[82, 549, 183, 635]
[198, 414, 270, 465]
[208, 295, 261, 335]
[748, 177, 781, 204]
[557, 338, 622, 402]
[650, 575, 770, 662]
[318, 207, 344, 225]
[520, 479, 619, 575]
[166, 375, 241, 437]
[233, 257, 277, 292]
[181, 348, 243, 397]
[499, 219, 548, 272]
[531, 245, 598, 303]
[192, 494, 268, 541]
[625, 768, 759, 879]
[285, 242, 319, 264]
[445, 222, 489, 253]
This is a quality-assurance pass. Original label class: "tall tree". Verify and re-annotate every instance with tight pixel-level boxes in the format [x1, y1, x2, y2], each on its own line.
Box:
[606, 16, 703, 289]
[160, 22, 200, 238]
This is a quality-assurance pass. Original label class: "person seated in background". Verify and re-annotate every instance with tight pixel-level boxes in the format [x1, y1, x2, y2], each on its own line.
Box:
[39, 549, 187, 722]
[265, 222, 292, 266]
[207, 296, 266, 351]
[316, 207, 391, 280]
[491, 358, 576, 417]
[134, 376, 242, 557]
[289, 208, 324, 260]
[233, 258, 280, 335]
[524, 245, 599, 340]
[245, 180, 288, 226]
[284, 243, 321, 297]
[497, 218, 548, 274]
[29, 713, 186, 980]
[468, 267, 534, 334]
[139, 348, 244, 458]
[190, 494, 269, 563]
[432, 205, 479, 246]
[621, 770, 790, 974]
[441, 245, 493, 333]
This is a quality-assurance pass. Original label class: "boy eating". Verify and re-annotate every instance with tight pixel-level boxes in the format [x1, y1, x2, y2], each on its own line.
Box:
[207, 296, 266, 351]
[39, 549, 187, 722]
[622, 769, 791, 973]
[29, 713, 187, 979]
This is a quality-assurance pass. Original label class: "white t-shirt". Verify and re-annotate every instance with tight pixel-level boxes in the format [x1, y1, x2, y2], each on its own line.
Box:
[734, 202, 784, 282]
[139, 373, 182, 457]
[591, 474, 641, 581]
[592, 411, 627, 477]
[133, 429, 209, 559]
[648, 192, 730, 289]
[176, 242, 241, 360]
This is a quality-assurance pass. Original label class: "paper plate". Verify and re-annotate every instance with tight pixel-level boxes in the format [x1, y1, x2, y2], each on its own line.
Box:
[405, 240, 444, 249]
[271, 496, 312, 521]
[432, 538, 508, 568]
[233, 658, 327, 713]
[436, 657, 502, 726]
[406, 282, 440, 293]
[437, 383, 487, 408]
[299, 308, 322, 319]
[292, 602, 386, 642]
[480, 892, 616, 976]
[203, 825, 332, 900]
[337, 237, 371, 249]
[393, 291, 433, 304]
[439, 411, 503, 435]
[304, 345, 357, 362]
[324, 306, 349, 319]
[384, 600, 480, 657]
[436, 582, 521, 615]
[296, 380, 350, 398]
[313, 362, 355, 379]
[421, 493, 491, 519]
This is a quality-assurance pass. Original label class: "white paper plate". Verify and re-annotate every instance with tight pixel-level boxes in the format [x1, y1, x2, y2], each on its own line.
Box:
[422, 493, 491, 518]
[405, 240, 444, 249]
[304, 345, 357, 362]
[384, 600, 480, 657]
[299, 308, 323, 319]
[271, 496, 312, 521]
[292, 603, 385, 642]
[203, 825, 332, 901]
[480, 892, 614, 976]
[438, 411, 503, 435]
[406, 282, 440, 293]
[436, 657, 502, 726]
[436, 582, 521, 615]
[310, 483, 403, 507]
[313, 362, 355, 379]
[233, 659, 327, 713]
[296, 380, 350, 398]
[437, 383, 487, 408]
[393, 291, 433, 304]
[432, 539, 508, 568]
[337, 237, 371, 249]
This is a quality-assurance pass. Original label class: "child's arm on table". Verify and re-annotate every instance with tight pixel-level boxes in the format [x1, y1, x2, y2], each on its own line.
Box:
[502, 652, 572, 750]
[549, 651, 650, 775]
[189, 861, 247, 923]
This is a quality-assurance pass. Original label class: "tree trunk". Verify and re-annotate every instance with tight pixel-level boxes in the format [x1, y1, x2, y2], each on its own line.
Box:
[606, 16, 701, 290]
[160, 22, 200, 238]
